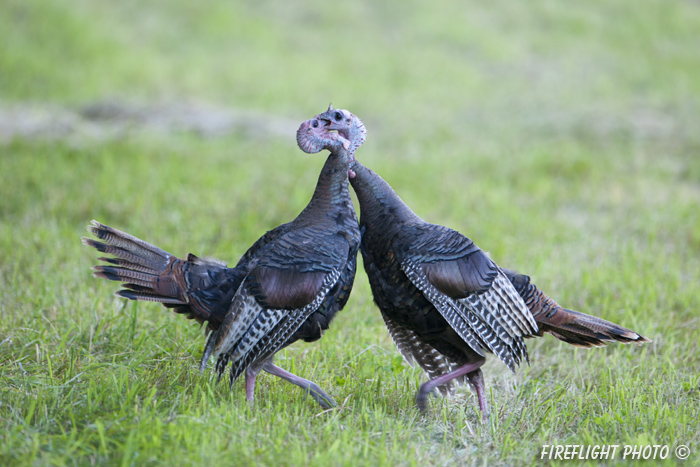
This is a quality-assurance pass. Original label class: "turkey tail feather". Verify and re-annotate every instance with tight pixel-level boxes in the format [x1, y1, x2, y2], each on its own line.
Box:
[82, 220, 187, 305]
[85, 220, 170, 265]
[82, 220, 237, 327]
[503, 269, 650, 347]
[536, 307, 651, 347]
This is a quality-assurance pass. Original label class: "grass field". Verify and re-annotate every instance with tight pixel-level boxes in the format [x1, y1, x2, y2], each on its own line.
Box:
[1, 0, 700, 465]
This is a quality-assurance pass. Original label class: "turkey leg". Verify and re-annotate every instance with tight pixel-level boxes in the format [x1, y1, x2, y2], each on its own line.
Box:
[263, 361, 337, 409]
[416, 358, 488, 421]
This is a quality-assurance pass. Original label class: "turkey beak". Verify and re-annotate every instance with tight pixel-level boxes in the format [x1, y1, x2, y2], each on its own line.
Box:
[318, 116, 349, 149]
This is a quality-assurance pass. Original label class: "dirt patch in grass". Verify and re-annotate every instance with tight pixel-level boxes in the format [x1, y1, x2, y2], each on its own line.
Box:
[0, 100, 299, 142]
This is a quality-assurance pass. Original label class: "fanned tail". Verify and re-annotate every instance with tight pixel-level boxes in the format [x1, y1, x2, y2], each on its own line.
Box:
[504, 269, 651, 347]
[82, 220, 239, 330]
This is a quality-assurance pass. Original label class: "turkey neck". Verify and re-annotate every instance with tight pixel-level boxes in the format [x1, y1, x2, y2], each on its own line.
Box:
[297, 150, 353, 222]
[349, 161, 422, 231]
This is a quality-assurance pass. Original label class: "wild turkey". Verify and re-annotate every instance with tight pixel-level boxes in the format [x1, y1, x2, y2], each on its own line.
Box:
[307, 107, 650, 419]
[82, 114, 361, 408]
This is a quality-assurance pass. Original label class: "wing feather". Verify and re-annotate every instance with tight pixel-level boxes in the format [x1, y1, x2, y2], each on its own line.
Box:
[221, 267, 343, 385]
[400, 258, 485, 357]
[476, 270, 538, 337]
[401, 258, 532, 372]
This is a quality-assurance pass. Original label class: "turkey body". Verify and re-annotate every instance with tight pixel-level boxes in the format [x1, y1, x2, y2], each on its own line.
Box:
[313, 107, 649, 419]
[350, 161, 650, 418]
[84, 122, 360, 408]
[350, 162, 534, 414]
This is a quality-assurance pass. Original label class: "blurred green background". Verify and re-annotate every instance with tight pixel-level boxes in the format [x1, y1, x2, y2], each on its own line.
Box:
[1, 1, 699, 466]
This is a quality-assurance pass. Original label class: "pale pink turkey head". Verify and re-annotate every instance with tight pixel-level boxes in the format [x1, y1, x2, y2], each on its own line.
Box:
[296, 115, 350, 154]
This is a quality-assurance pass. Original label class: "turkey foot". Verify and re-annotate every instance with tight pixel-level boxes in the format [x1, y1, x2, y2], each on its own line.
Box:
[263, 361, 337, 409]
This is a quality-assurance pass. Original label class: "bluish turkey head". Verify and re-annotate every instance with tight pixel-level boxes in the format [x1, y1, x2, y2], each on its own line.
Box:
[316, 105, 366, 161]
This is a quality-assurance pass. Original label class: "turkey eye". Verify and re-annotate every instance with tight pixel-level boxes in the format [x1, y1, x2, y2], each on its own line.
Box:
[334, 112, 342, 121]
[312, 120, 319, 128]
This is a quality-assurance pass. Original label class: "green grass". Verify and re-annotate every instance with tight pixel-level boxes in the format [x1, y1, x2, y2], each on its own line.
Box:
[1, 0, 700, 465]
